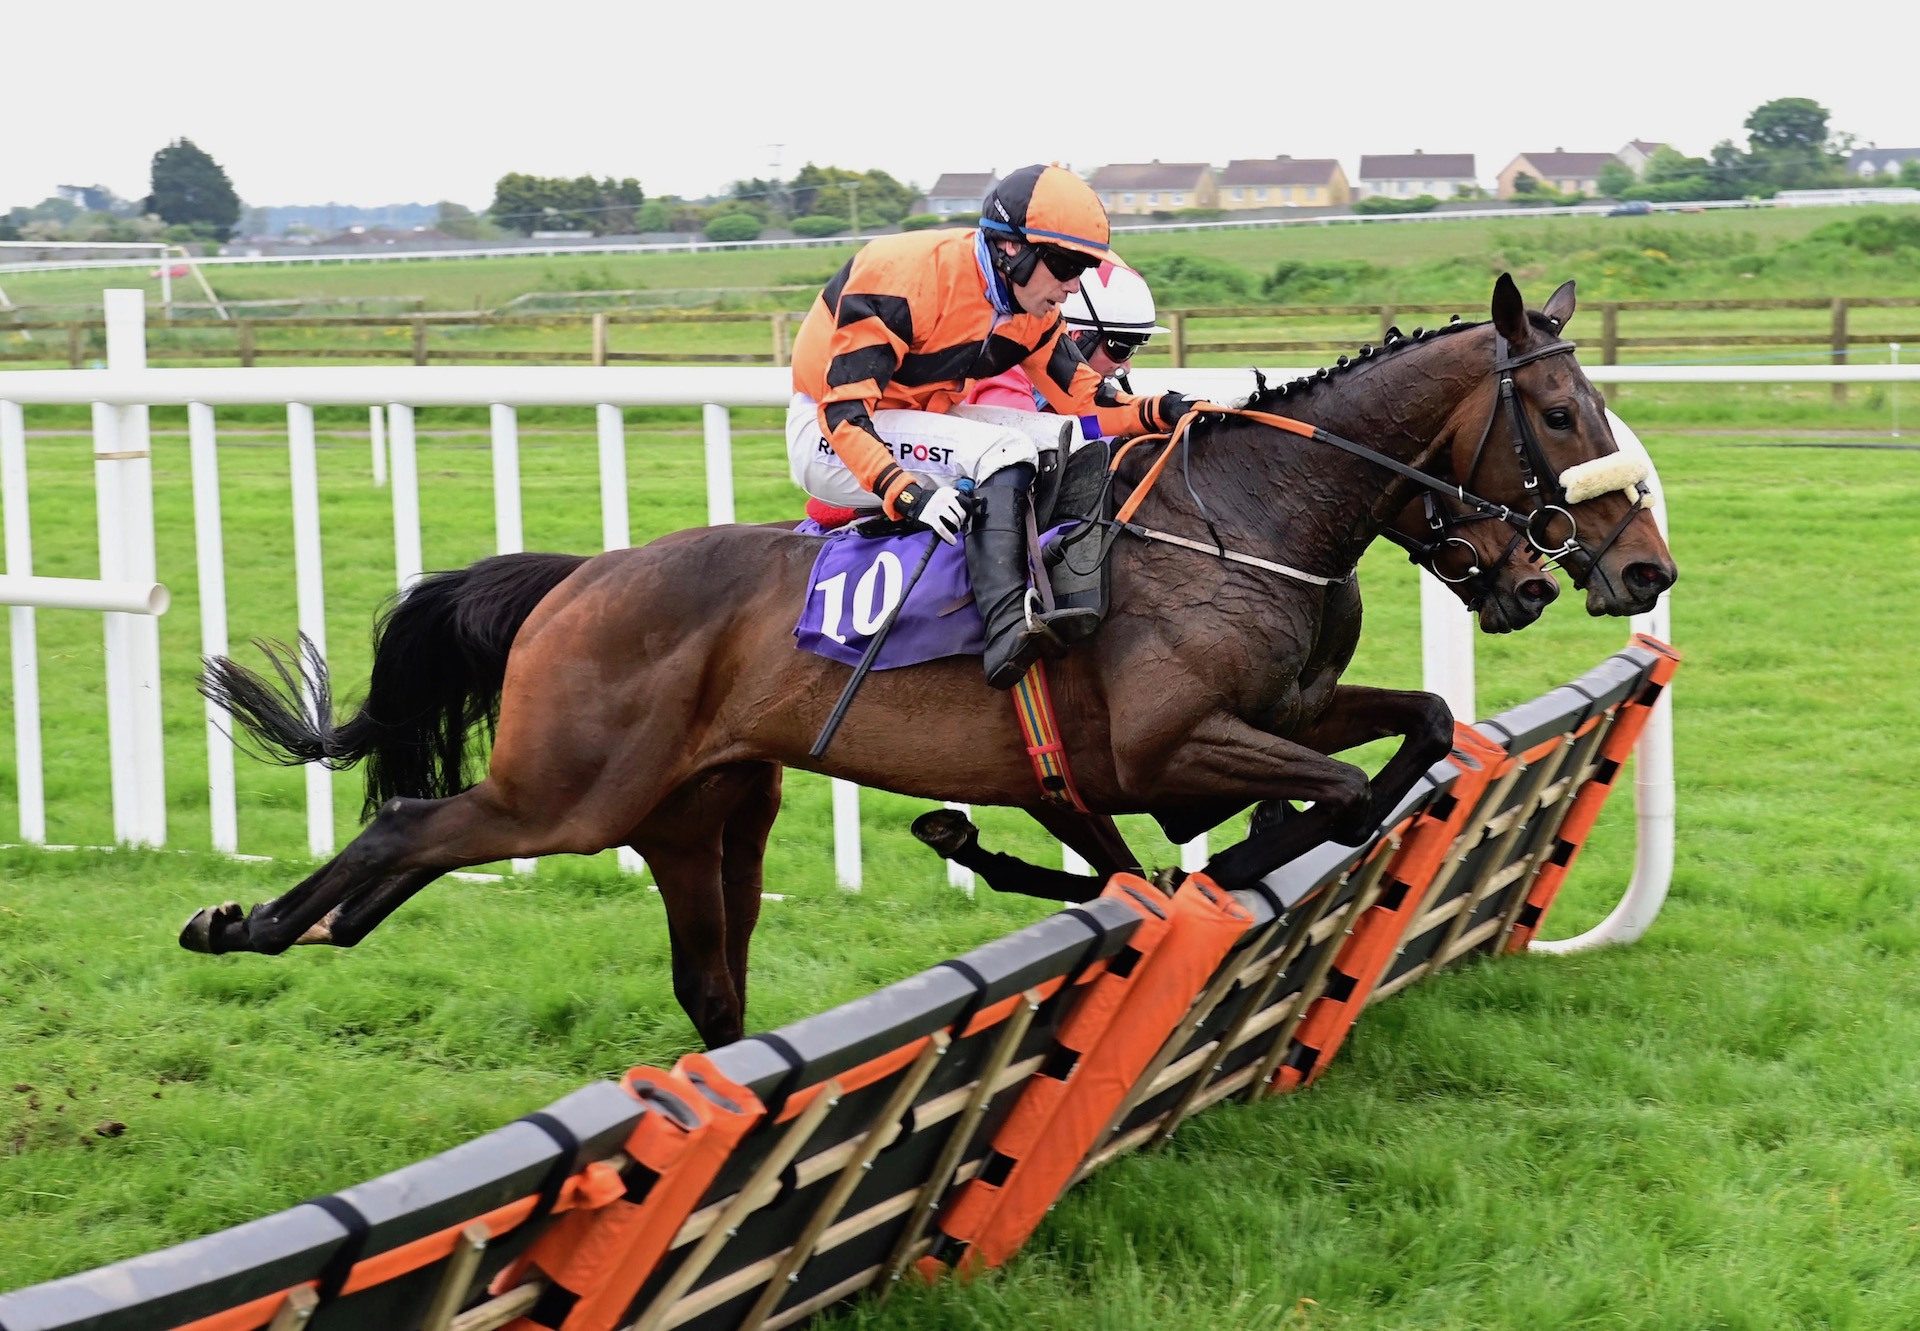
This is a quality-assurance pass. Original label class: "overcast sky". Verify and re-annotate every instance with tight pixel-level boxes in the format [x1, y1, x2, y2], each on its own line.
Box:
[7, 0, 1915, 212]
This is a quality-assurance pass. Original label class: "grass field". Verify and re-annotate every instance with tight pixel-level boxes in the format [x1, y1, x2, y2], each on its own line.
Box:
[4, 406, 1920, 1326]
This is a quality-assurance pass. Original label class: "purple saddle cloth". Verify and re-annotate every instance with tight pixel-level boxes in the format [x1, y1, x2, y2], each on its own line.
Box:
[793, 521, 985, 670]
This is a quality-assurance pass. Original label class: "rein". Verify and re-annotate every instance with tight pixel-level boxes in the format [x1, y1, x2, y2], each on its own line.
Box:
[1102, 329, 1649, 593]
[1100, 397, 1533, 590]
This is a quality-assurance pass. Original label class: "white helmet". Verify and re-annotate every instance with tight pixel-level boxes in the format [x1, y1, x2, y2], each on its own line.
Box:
[1061, 262, 1169, 339]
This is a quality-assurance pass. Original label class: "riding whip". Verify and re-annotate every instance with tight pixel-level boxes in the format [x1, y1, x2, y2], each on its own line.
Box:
[809, 528, 945, 759]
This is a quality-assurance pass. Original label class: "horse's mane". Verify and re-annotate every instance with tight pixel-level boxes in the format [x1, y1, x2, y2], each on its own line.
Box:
[1245, 311, 1562, 410]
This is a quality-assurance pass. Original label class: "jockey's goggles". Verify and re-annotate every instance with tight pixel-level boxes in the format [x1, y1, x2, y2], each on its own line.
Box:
[1038, 245, 1100, 281]
[1099, 335, 1148, 361]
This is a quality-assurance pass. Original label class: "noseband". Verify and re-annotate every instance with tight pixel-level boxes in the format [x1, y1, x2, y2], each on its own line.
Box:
[1386, 491, 1538, 612]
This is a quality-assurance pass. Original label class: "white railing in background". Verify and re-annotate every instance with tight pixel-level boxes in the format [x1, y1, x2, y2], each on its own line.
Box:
[9, 293, 1909, 936]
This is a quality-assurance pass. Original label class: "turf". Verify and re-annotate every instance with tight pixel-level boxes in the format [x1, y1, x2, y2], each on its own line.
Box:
[3, 427, 1919, 1327]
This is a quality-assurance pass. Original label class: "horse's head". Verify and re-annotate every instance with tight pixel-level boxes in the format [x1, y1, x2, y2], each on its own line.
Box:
[1387, 494, 1558, 633]
[1448, 274, 1678, 617]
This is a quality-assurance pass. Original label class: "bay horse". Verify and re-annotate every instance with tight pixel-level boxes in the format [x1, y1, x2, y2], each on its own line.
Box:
[186, 275, 1674, 1047]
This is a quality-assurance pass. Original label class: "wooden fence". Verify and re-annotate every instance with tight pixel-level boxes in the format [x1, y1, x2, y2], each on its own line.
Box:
[6, 298, 1919, 374]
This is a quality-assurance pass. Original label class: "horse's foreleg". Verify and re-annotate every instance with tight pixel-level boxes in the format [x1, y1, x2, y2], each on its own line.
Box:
[1113, 713, 1374, 891]
[1287, 685, 1455, 840]
[910, 807, 1127, 902]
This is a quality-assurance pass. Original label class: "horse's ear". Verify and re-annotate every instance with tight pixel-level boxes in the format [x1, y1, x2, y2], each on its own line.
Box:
[1491, 272, 1529, 345]
[1542, 279, 1577, 332]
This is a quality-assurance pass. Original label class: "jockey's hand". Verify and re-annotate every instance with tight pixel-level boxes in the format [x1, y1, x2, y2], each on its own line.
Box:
[1150, 391, 1201, 431]
[897, 478, 974, 545]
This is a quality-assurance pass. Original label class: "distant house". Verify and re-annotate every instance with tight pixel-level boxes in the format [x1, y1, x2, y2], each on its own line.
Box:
[1215, 157, 1350, 209]
[1496, 151, 1620, 199]
[1616, 140, 1670, 177]
[1355, 152, 1476, 200]
[1088, 162, 1217, 216]
[922, 171, 997, 218]
[1849, 147, 1920, 179]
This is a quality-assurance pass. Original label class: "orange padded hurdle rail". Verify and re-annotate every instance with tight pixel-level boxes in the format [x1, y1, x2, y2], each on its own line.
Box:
[1504, 634, 1682, 952]
[1269, 724, 1506, 1094]
[923, 873, 1252, 1276]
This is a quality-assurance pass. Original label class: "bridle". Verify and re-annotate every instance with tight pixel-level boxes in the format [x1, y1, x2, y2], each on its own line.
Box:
[1383, 491, 1539, 612]
[1455, 328, 1652, 590]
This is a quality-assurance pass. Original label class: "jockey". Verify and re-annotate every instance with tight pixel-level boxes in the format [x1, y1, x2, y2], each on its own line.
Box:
[967, 261, 1169, 409]
[789, 163, 1200, 689]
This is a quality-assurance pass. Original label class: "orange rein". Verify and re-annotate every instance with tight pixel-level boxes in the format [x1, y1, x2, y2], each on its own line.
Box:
[1109, 402, 1315, 525]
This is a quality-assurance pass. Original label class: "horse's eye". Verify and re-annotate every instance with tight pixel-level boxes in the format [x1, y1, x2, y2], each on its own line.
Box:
[1544, 408, 1573, 430]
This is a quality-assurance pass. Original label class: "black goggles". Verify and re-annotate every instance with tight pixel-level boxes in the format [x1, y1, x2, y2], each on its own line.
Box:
[1100, 335, 1147, 361]
[1036, 245, 1099, 281]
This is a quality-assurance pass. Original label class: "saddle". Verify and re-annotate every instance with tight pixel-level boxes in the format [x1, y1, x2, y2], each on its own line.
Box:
[801, 442, 1122, 658]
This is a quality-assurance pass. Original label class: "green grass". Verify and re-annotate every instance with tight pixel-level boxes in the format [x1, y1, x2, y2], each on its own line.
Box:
[0, 204, 1904, 315]
[4, 426, 1920, 1326]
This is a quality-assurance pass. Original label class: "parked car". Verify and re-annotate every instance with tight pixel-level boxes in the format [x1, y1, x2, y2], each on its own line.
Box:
[1607, 200, 1654, 216]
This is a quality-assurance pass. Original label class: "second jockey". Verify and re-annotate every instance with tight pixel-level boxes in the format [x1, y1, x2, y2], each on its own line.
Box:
[788, 163, 1199, 689]
[968, 261, 1169, 409]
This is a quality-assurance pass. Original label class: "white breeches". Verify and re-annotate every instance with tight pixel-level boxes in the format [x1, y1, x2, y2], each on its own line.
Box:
[787, 394, 1081, 509]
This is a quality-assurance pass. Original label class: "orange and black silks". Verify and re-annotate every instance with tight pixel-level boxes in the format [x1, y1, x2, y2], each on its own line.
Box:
[494, 1058, 763, 1331]
[1503, 634, 1681, 952]
[922, 873, 1252, 1276]
[790, 228, 1175, 517]
[1270, 724, 1505, 1094]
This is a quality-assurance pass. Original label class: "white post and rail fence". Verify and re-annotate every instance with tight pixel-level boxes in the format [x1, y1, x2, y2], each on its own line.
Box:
[5, 293, 1912, 943]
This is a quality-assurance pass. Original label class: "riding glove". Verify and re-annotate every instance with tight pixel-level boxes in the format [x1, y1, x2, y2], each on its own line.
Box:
[1150, 391, 1201, 431]
[897, 479, 974, 545]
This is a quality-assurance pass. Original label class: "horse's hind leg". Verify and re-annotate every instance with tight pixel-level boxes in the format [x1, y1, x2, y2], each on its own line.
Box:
[629, 765, 789, 1049]
[717, 763, 781, 1023]
[181, 798, 453, 956]
[182, 770, 658, 957]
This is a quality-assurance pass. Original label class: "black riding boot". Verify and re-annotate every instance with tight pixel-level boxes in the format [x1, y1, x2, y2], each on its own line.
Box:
[968, 463, 1099, 689]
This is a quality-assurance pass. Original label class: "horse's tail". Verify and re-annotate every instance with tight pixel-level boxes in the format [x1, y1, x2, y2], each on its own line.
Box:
[200, 552, 590, 818]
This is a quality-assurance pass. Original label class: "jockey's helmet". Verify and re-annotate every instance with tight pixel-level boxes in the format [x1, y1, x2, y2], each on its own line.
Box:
[980, 164, 1117, 288]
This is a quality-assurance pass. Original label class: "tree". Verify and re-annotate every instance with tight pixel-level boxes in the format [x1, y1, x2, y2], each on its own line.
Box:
[788, 164, 917, 226]
[1901, 159, 1920, 189]
[146, 138, 241, 240]
[1597, 160, 1636, 198]
[1745, 97, 1831, 155]
[1743, 97, 1843, 191]
[487, 174, 644, 235]
[434, 201, 492, 240]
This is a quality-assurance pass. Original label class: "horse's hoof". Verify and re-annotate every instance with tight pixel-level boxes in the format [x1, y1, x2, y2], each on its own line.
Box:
[1249, 798, 1296, 839]
[911, 809, 980, 861]
[179, 901, 245, 954]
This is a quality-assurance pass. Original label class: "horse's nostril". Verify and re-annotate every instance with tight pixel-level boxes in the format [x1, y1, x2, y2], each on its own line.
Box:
[1520, 577, 1557, 605]
[1624, 562, 1673, 593]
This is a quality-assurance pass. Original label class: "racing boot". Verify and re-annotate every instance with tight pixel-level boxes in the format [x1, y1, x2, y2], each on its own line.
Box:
[967, 463, 1099, 689]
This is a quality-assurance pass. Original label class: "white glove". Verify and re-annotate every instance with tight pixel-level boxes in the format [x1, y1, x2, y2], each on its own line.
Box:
[897, 479, 974, 545]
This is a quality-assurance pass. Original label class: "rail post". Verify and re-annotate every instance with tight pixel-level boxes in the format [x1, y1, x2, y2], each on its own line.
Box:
[1168, 310, 1187, 367]
[1601, 303, 1619, 365]
[591, 312, 609, 367]
[1831, 298, 1848, 405]
[98, 290, 167, 846]
[770, 310, 790, 367]
[411, 318, 429, 366]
